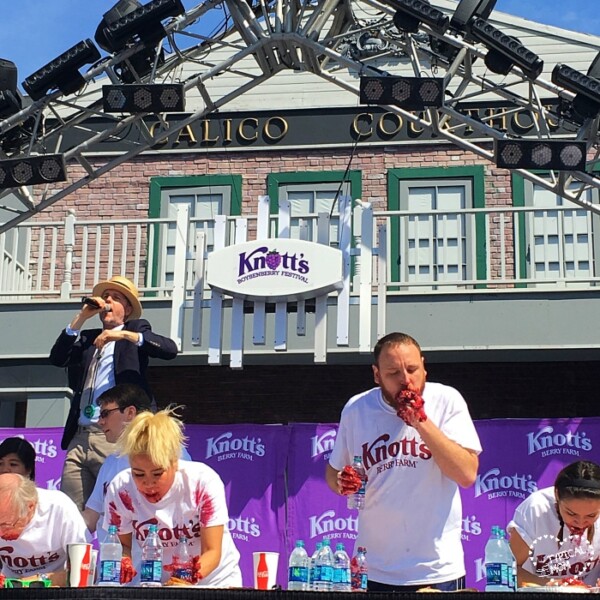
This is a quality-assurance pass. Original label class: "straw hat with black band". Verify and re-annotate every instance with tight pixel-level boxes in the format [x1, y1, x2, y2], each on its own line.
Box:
[92, 276, 143, 321]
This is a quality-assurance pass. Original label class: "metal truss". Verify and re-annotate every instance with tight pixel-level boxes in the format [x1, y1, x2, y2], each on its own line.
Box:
[1, 0, 600, 233]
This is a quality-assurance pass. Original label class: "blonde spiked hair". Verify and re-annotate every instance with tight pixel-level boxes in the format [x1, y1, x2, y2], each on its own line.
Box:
[118, 406, 187, 470]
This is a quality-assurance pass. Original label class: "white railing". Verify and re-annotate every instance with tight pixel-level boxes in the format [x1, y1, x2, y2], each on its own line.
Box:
[0, 203, 599, 302]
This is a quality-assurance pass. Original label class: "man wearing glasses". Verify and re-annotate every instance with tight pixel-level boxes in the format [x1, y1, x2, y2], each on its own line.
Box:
[82, 383, 191, 544]
[49, 275, 178, 511]
[0, 473, 87, 586]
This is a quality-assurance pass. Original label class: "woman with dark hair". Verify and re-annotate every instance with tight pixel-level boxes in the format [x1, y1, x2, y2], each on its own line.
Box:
[507, 460, 600, 587]
[0, 437, 36, 481]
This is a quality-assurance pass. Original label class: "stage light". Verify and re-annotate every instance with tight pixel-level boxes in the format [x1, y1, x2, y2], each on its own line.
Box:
[0, 59, 22, 118]
[360, 76, 444, 110]
[102, 83, 185, 112]
[494, 139, 586, 171]
[95, 0, 143, 53]
[388, 0, 449, 34]
[102, 0, 186, 52]
[552, 63, 600, 119]
[449, 0, 496, 31]
[468, 18, 543, 80]
[0, 154, 67, 189]
[22, 40, 101, 101]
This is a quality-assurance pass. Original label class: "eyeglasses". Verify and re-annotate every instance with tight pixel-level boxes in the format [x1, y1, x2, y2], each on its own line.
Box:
[99, 407, 121, 419]
[5, 578, 51, 588]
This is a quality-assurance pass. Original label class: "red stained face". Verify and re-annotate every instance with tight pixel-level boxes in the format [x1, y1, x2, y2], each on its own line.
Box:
[557, 497, 600, 536]
[0, 502, 34, 540]
[129, 454, 177, 504]
[372, 342, 427, 407]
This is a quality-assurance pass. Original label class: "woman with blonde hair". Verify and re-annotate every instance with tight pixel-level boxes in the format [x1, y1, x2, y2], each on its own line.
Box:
[102, 408, 241, 587]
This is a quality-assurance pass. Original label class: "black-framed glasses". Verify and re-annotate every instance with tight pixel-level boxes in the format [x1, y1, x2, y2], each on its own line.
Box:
[98, 407, 121, 420]
[5, 578, 51, 588]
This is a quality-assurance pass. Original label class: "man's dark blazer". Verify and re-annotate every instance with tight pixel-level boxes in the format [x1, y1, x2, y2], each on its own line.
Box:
[49, 319, 178, 450]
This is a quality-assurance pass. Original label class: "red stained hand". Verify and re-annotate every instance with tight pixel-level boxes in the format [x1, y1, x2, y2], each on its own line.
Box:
[0, 574, 5, 588]
[191, 556, 203, 584]
[120, 556, 137, 584]
[395, 388, 427, 425]
[339, 465, 363, 496]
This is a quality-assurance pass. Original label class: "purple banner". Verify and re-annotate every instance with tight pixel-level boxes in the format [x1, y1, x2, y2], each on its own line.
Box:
[185, 424, 290, 588]
[286, 424, 358, 562]
[0, 428, 65, 490]
[461, 417, 600, 589]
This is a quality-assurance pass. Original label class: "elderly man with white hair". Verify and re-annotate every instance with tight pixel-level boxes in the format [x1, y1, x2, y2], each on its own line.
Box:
[0, 473, 87, 586]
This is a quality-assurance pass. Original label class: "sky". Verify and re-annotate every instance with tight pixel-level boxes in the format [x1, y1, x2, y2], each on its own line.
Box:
[0, 0, 599, 93]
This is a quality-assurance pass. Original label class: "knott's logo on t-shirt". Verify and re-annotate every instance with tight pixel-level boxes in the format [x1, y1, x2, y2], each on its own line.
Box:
[526, 426, 593, 457]
[311, 429, 336, 459]
[0, 546, 60, 571]
[309, 509, 358, 541]
[474, 467, 537, 500]
[205, 432, 266, 462]
[361, 433, 432, 470]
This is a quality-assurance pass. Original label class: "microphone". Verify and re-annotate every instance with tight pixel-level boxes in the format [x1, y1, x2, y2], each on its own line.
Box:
[82, 297, 111, 312]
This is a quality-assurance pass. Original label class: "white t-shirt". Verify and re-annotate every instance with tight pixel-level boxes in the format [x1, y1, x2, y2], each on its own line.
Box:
[507, 487, 600, 585]
[0, 489, 88, 578]
[102, 460, 242, 587]
[87, 446, 191, 544]
[329, 383, 482, 586]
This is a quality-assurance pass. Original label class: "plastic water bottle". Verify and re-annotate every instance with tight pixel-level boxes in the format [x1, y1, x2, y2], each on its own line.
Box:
[309, 542, 322, 591]
[314, 538, 334, 591]
[485, 525, 511, 592]
[141, 524, 163, 587]
[500, 529, 517, 591]
[347, 456, 367, 510]
[173, 536, 193, 582]
[351, 547, 368, 592]
[288, 540, 310, 591]
[332, 542, 351, 592]
[98, 524, 122, 586]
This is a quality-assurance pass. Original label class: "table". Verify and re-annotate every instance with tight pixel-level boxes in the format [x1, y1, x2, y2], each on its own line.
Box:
[0, 589, 585, 600]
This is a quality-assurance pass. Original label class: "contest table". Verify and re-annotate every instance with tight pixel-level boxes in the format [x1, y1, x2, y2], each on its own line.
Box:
[0, 590, 587, 600]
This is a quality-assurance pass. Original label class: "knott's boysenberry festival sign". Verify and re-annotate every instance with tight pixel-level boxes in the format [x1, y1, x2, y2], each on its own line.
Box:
[206, 239, 344, 302]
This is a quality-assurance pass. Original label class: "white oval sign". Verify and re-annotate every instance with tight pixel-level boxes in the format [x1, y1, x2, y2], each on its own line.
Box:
[206, 238, 344, 301]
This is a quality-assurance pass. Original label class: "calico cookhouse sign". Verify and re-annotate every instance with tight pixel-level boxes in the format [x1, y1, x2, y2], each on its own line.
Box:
[206, 239, 344, 302]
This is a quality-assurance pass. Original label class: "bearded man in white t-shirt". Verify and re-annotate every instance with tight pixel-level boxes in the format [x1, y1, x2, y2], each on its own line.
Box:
[0, 473, 87, 586]
[326, 332, 482, 592]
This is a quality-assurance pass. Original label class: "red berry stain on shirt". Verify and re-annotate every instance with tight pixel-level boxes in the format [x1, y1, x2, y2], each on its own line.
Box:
[109, 501, 122, 527]
[196, 484, 215, 527]
[119, 490, 134, 512]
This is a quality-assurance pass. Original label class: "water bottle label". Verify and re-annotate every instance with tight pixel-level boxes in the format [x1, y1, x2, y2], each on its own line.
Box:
[360, 573, 368, 590]
[332, 567, 343, 584]
[99, 559, 121, 584]
[141, 559, 162, 583]
[311, 565, 320, 583]
[320, 565, 333, 583]
[288, 566, 308, 582]
[485, 562, 503, 586]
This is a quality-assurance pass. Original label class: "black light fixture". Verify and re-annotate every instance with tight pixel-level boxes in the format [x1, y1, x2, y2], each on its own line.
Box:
[102, 83, 185, 112]
[22, 40, 101, 101]
[360, 75, 445, 110]
[0, 59, 22, 118]
[449, 0, 496, 32]
[102, 0, 185, 51]
[0, 154, 67, 189]
[552, 61, 600, 120]
[494, 139, 587, 171]
[468, 18, 543, 80]
[387, 0, 449, 34]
